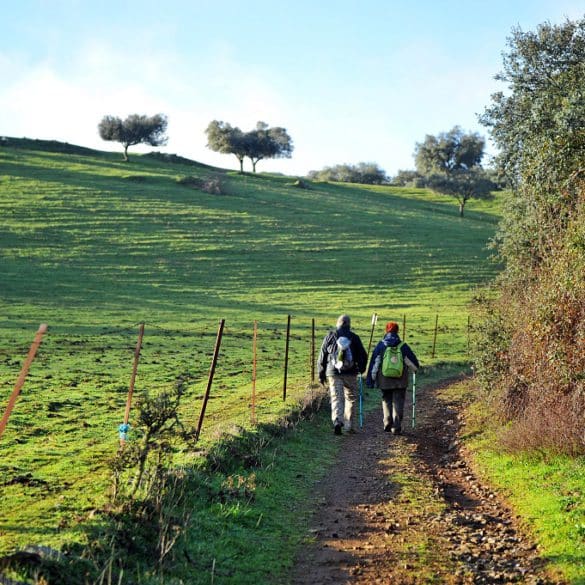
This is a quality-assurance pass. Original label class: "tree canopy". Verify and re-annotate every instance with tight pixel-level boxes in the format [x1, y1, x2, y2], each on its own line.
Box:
[98, 114, 168, 161]
[205, 120, 248, 173]
[480, 17, 585, 273]
[412, 126, 493, 216]
[246, 122, 293, 172]
[205, 120, 293, 173]
[414, 126, 485, 175]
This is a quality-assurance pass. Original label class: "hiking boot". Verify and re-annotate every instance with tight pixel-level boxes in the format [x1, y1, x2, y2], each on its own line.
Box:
[384, 424, 392, 432]
[391, 427, 401, 435]
[334, 423, 342, 435]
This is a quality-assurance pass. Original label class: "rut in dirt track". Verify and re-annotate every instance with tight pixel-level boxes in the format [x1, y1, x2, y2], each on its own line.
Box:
[290, 378, 562, 585]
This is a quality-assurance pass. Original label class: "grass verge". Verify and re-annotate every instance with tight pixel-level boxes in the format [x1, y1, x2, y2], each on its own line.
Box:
[447, 377, 585, 584]
[1, 388, 341, 584]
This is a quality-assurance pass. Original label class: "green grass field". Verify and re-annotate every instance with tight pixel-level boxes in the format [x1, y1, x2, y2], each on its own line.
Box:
[0, 140, 501, 580]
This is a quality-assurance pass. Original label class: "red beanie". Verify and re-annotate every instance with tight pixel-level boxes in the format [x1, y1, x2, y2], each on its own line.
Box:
[386, 321, 399, 334]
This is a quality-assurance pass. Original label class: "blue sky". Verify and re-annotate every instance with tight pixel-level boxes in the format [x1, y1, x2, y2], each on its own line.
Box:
[1, 0, 582, 176]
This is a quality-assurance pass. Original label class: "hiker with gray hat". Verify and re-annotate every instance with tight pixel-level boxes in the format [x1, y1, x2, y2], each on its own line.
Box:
[317, 315, 368, 435]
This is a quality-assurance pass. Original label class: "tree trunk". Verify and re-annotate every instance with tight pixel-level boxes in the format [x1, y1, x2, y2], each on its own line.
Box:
[252, 160, 257, 173]
[459, 201, 465, 217]
[238, 156, 244, 174]
[123, 143, 129, 162]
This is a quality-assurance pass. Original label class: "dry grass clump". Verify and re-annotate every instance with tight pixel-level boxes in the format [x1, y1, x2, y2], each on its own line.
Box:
[176, 174, 225, 194]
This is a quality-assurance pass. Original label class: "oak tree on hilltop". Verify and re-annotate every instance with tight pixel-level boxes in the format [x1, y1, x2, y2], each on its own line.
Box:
[245, 122, 293, 173]
[98, 113, 168, 161]
[414, 126, 494, 216]
[425, 169, 496, 217]
[205, 120, 293, 173]
[205, 120, 248, 173]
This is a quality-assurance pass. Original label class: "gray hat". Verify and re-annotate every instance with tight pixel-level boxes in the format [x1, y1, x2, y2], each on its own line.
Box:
[336, 314, 351, 328]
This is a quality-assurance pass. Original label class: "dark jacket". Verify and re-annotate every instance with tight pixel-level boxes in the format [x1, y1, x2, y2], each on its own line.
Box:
[366, 332, 419, 389]
[317, 326, 368, 383]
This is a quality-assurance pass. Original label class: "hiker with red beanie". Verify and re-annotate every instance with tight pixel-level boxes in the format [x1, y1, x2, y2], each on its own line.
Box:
[366, 321, 419, 434]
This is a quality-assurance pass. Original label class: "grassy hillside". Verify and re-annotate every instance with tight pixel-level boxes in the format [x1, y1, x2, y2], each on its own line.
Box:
[0, 140, 501, 578]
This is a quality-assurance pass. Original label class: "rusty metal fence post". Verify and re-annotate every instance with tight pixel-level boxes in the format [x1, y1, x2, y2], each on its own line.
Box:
[251, 320, 258, 425]
[283, 315, 291, 401]
[431, 314, 439, 359]
[0, 324, 48, 441]
[119, 322, 145, 446]
[196, 319, 225, 440]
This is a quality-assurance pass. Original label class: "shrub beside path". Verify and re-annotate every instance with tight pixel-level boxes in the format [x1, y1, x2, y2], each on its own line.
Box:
[290, 378, 563, 584]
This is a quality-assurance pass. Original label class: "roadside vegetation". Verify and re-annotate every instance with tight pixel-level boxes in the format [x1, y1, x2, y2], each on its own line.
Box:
[462, 16, 585, 583]
[473, 17, 585, 455]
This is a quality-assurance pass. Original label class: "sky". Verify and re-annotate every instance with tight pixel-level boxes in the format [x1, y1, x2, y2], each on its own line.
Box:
[1, 0, 583, 177]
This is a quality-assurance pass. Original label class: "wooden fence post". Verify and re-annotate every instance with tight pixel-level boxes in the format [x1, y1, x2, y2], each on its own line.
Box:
[431, 314, 439, 359]
[367, 313, 378, 356]
[283, 315, 291, 401]
[196, 319, 225, 441]
[251, 320, 257, 425]
[0, 324, 48, 441]
[119, 322, 145, 446]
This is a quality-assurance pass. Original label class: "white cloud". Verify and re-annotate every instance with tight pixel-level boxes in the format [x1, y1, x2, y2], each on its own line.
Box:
[1, 41, 306, 171]
[0, 31, 503, 177]
[0, 62, 166, 149]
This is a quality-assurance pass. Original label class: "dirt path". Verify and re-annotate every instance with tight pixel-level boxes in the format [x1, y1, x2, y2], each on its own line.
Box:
[290, 378, 562, 584]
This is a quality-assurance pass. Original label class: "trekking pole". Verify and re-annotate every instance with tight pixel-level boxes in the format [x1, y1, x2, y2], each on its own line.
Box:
[358, 373, 364, 428]
[412, 371, 417, 429]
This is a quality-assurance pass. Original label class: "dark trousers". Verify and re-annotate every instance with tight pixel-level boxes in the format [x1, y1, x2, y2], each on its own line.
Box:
[381, 388, 406, 431]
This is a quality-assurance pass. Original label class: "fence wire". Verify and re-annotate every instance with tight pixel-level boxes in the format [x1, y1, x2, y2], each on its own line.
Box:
[0, 313, 470, 445]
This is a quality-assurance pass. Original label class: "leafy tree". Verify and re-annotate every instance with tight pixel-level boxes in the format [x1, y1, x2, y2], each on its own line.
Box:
[245, 122, 293, 172]
[98, 114, 168, 161]
[205, 120, 248, 173]
[389, 169, 425, 187]
[480, 17, 585, 274]
[413, 126, 490, 215]
[353, 162, 387, 184]
[425, 169, 497, 217]
[414, 126, 485, 175]
[205, 120, 293, 173]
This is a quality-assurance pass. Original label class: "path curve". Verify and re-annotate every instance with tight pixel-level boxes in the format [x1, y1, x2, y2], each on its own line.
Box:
[290, 378, 563, 584]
